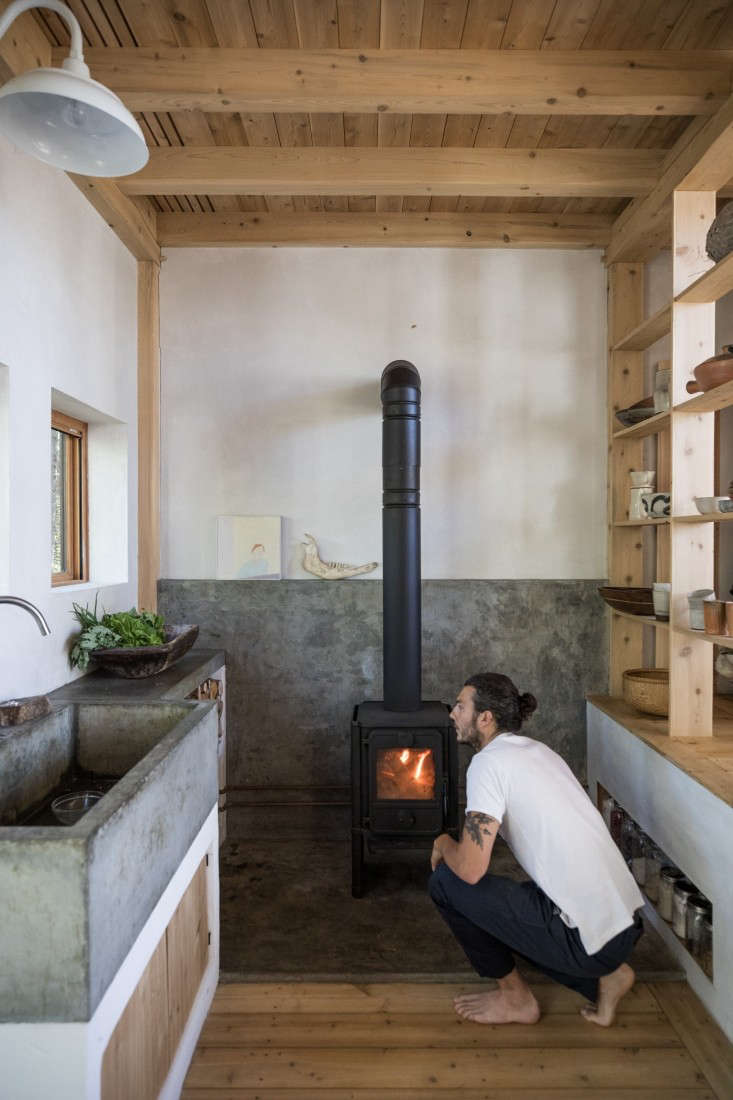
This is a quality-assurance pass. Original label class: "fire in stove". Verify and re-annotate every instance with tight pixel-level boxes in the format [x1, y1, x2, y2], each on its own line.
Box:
[376, 748, 436, 801]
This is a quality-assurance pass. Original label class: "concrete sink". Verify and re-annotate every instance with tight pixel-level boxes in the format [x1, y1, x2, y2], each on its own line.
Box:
[0, 700, 219, 1022]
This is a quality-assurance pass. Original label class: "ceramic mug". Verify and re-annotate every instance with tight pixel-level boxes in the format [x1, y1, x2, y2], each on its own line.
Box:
[653, 583, 671, 622]
[630, 470, 655, 489]
[642, 492, 671, 518]
[703, 599, 727, 636]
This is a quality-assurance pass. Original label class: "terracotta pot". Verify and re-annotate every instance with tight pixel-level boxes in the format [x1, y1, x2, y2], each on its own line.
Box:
[686, 346, 733, 394]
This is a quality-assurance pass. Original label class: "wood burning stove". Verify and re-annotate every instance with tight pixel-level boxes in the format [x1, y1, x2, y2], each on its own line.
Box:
[352, 362, 458, 897]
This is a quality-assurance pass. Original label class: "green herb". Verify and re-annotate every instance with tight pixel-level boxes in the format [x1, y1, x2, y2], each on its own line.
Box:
[70, 599, 166, 669]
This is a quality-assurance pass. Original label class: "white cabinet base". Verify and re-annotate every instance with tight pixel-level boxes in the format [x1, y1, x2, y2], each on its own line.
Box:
[0, 805, 220, 1100]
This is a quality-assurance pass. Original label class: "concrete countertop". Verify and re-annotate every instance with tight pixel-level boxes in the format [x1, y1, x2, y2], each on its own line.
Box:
[51, 648, 226, 705]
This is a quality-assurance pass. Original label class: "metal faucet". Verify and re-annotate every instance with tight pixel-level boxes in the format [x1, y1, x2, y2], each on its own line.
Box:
[0, 597, 51, 636]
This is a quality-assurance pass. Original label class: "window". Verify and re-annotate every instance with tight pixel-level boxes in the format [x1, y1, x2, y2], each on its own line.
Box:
[51, 410, 89, 585]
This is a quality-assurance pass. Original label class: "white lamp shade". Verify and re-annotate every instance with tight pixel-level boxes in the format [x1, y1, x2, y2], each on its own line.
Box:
[0, 65, 148, 176]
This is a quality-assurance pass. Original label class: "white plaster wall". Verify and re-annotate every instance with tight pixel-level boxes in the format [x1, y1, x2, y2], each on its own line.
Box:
[0, 136, 138, 700]
[160, 248, 607, 580]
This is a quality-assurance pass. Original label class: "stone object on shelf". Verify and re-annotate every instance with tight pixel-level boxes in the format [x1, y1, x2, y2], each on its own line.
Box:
[89, 624, 199, 678]
[688, 589, 715, 630]
[301, 533, 378, 580]
[0, 695, 51, 727]
[705, 199, 733, 262]
[622, 667, 669, 716]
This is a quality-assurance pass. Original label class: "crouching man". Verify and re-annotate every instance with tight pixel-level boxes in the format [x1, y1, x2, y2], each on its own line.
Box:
[429, 672, 644, 1027]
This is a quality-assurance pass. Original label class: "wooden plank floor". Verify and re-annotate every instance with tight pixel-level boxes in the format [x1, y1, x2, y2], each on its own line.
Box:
[182, 980, 733, 1099]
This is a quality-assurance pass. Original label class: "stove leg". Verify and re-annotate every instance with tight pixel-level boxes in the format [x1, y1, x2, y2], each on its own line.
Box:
[351, 831, 365, 898]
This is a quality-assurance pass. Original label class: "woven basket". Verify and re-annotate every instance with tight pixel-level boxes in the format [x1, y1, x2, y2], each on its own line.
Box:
[623, 668, 669, 717]
[706, 200, 733, 263]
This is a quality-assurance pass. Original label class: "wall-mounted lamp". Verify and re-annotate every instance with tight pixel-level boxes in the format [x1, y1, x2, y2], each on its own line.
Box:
[0, 0, 148, 175]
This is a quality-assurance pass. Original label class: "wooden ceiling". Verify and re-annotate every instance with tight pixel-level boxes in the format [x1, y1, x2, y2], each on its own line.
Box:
[18, 1, 733, 248]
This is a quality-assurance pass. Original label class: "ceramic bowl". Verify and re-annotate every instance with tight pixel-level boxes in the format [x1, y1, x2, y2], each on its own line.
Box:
[694, 496, 731, 514]
[598, 586, 655, 616]
[630, 470, 656, 488]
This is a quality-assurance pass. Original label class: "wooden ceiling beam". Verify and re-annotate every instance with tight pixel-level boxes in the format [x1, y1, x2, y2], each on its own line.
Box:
[0, 1, 49, 82]
[157, 211, 614, 249]
[606, 94, 733, 264]
[118, 146, 665, 198]
[54, 48, 733, 117]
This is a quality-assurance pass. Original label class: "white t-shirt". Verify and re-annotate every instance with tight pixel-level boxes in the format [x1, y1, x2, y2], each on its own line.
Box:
[465, 732, 644, 956]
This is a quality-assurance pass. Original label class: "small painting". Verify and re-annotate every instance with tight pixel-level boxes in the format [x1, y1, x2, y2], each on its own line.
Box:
[217, 515, 282, 580]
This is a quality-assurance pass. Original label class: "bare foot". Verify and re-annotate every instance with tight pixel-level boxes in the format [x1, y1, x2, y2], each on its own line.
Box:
[454, 987, 541, 1025]
[580, 963, 635, 1027]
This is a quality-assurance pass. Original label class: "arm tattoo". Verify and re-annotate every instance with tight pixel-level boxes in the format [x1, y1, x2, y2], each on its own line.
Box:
[463, 811, 499, 849]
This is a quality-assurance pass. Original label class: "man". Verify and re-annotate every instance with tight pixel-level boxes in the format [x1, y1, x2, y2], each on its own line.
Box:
[429, 672, 644, 1028]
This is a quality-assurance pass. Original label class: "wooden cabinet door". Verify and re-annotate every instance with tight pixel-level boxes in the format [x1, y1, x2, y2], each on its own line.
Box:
[101, 857, 209, 1100]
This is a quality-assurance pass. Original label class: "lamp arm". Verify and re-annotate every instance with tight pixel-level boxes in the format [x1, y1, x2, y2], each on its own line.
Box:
[0, 0, 84, 63]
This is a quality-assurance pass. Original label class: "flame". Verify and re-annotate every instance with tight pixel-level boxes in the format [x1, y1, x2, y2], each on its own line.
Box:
[399, 750, 410, 764]
[414, 750, 430, 779]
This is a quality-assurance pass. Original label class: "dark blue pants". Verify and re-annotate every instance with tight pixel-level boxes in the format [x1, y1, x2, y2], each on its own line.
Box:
[429, 862, 643, 1003]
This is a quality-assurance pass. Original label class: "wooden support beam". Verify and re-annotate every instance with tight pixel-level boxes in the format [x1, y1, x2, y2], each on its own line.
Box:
[606, 94, 733, 263]
[70, 176, 160, 263]
[52, 48, 733, 116]
[157, 211, 614, 249]
[0, 1, 49, 82]
[120, 146, 665, 198]
[137, 261, 160, 613]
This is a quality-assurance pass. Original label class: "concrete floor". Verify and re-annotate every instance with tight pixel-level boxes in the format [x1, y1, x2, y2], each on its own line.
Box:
[219, 835, 684, 984]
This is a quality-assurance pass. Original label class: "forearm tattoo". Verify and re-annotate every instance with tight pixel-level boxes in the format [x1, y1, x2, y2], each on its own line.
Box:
[463, 811, 499, 849]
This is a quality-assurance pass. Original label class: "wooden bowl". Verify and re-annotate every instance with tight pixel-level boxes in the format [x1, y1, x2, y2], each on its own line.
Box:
[623, 668, 669, 716]
[89, 625, 199, 678]
[598, 586, 654, 616]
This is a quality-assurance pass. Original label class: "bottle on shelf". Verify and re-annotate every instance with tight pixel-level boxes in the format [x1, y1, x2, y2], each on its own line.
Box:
[659, 866, 684, 921]
[672, 879, 698, 940]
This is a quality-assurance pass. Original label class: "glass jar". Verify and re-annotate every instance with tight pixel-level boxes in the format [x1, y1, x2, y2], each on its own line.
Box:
[672, 879, 697, 939]
[686, 895, 712, 957]
[600, 794, 615, 831]
[700, 917, 713, 978]
[620, 815, 637, 866]
[631, 830, 647, 886]
[658, 866, 683, 921]
[610, 805, 624, 847]
[645, 846, 663, 903]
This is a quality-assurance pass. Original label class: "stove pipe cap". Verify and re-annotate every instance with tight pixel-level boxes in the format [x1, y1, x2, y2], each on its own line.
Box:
[381, 360, 421, 399]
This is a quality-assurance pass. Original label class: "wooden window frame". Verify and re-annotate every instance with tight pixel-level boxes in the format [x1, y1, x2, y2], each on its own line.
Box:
[51, 410, 89, 586]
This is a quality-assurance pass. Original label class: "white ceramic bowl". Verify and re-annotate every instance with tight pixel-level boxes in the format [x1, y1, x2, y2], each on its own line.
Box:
[630, 470, 655, 488]
[694, 496, 730, 514]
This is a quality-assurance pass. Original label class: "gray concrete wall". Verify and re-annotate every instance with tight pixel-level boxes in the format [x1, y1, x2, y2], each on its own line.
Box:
[159, 580, 607, 834]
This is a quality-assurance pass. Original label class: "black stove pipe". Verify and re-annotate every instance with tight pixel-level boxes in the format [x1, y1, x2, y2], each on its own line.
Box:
[381, 360, 421, 711]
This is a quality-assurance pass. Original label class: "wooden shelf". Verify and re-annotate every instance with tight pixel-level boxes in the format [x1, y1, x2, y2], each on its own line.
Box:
[612, 410, 670, 440]
[587, 694, 733, 807]
[612, 304, 671, 352]
[674, 378, 733, 414]
[613, 518, 669, 526]
[674, 625, 733, 650]
[675, 250, 733, 305]
[673, 512, 733, 523]
[608, 609, 668, 630]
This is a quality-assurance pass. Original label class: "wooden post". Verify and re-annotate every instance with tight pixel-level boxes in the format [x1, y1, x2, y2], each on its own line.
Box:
[138, 260, 161, 612]
[607, 263, 646, 695]
[669, 190, 716, 737]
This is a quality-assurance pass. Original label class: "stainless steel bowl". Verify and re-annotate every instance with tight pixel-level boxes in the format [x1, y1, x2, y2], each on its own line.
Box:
[51, 790, 104, 826]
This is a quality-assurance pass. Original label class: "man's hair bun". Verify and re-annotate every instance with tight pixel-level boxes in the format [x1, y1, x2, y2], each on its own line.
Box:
[518, 692, 538, 721]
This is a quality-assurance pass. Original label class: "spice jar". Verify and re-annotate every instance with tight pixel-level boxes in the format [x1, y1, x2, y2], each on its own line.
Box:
[644, 847, 663, 903]
[610, 804, 624, 847]
[700, 917, 713, 978]
[631, 830, 647, 886]
[672, 879, 697, 939]
[686, 895, 712, 957]
[658, 866, 683, 921]
[620, 815, 636, 866]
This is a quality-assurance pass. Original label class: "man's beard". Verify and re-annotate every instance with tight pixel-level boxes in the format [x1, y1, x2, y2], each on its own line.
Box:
[455, 720, 483, 751]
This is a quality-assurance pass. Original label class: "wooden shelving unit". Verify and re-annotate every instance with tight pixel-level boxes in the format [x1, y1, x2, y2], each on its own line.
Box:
[606, 182, 733, 740]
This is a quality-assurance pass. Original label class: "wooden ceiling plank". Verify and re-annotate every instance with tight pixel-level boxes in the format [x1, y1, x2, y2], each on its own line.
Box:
[501, 0, 557, 49]
[70, 47, 733, 115]
[617, 0, 688, 50]
[461, 0, 512, 48]
[663, 0, 733, 49]
[420, 0, 469, 46]
[542, 0, 603, 49]
[377, 1, 424, 212]
[459, 112, 514, 212]
[118, 144, 665, 196]
[581, 0, 648, 49]
[607, 93, 733, 262]
[337, 0, 380, 214]
[157, 210, 614, 248]
[84, 0, 137, 46]
[120, 0, 179, 46]
[204, 0, 259, 45]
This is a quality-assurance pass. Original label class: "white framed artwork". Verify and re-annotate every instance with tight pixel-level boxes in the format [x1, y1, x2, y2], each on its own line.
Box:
[216, 515, 282, 579]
